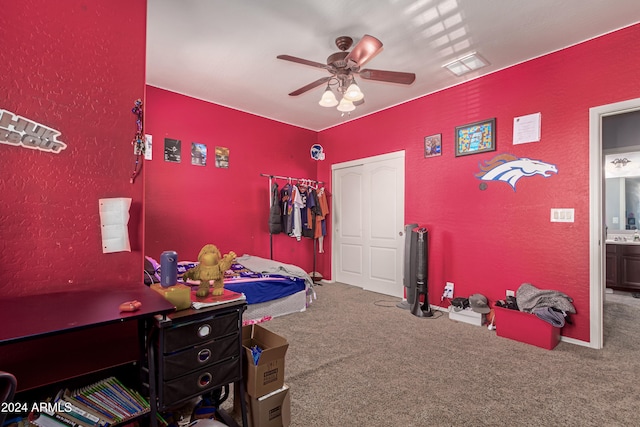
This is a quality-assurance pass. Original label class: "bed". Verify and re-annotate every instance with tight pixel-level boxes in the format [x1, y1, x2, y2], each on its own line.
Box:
[146, 254, 315, 324]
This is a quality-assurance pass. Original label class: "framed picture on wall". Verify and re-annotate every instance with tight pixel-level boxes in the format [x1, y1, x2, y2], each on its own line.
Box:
[455, 118, 496, 157]
[164, 138, 181, 163]
[191, 142, 207, 166]
[424, 134, 442, 158]
[215, 146, 229, 168]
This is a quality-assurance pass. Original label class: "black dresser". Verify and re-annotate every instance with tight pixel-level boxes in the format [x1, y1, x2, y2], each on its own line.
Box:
[146, 299, 248, 426]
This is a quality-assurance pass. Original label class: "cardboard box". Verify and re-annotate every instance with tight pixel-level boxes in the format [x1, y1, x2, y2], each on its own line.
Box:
[495, 306, 561, 350]
[448, 307, 485, 326]
[245, 384, 291, 427]
[242, 324, 289, 397]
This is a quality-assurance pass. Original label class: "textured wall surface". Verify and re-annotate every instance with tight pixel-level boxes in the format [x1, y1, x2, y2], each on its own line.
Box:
[144, 86, 319, 271]
[0, 1, 147, 296]
[316, 24, 640, 342]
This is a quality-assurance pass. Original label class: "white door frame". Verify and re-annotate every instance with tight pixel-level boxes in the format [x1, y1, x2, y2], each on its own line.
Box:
[331, 150, 405, 286]
[589, 97, 640, 349]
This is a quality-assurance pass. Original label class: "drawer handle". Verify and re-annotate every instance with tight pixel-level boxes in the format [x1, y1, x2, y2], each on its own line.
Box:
[197, 324, 211, 338]
[198, 372, 212, 388]
[197, 348, 212, 363]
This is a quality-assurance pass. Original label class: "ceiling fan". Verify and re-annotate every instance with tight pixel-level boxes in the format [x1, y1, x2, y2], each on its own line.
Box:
[277, 35, 416, 112]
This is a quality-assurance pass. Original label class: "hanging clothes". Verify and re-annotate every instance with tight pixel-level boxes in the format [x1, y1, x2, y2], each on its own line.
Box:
[269, 182, 282, 234]
[302, 186, 317, 238]
[280, 183, 293, 235]
[315, 187, 330, 253]
[291, 184, 304, 241]
[297, 182, 309, 235]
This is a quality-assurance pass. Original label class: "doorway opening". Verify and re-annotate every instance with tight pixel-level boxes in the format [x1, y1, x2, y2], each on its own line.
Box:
[589, 97, 640, 349]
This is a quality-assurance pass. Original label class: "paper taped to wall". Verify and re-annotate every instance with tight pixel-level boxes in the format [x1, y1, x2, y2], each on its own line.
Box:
[99, 197, 132, 253]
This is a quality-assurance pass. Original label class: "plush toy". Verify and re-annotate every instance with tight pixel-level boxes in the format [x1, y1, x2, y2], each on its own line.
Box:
[183, 244, 236, 297]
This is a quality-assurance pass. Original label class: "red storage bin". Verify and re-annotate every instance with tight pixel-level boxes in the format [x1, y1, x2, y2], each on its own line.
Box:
[495, 306, 561, 350]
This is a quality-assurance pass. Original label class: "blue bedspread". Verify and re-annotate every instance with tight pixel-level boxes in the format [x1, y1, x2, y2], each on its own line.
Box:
[182, 261, 306, 305]
[223, 262, 306, 304]
[224, 275, 306, 304]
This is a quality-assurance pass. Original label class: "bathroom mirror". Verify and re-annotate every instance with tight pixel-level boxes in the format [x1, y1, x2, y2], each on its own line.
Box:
[605, 151, 640, 231]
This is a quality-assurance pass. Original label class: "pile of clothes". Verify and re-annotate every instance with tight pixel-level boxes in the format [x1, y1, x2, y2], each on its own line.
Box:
[495, 283, 576, 327]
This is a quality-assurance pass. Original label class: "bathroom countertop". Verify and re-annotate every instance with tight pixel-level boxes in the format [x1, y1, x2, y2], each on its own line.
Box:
[606, 239, 640, 245]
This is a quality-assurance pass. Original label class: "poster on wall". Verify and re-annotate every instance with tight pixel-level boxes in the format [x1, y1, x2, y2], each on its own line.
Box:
[164, 138, 181, 163]
[144, 134, 153, 160]
[424, 134, 442, 158]
[513, 112, 541, 145]
[455, 118, 496, 157]
[191, 142, 207, 166]
[215, 146, 229, 168]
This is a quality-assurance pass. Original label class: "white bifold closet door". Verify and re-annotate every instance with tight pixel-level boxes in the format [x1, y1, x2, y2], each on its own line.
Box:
[333, 151, 405, 298]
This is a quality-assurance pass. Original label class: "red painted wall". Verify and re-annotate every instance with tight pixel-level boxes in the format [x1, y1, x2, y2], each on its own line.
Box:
[0, 1, 147, 297]
[144, 87, 319, 270]
[316, 24, 640, 342]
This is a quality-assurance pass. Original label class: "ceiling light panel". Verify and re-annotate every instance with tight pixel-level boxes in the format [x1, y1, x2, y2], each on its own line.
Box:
[443, 52, 488, 76]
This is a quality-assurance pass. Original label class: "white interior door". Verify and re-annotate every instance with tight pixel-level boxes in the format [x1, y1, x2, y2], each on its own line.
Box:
[334, 165, 365, 286]
[333, 152, 405, 297]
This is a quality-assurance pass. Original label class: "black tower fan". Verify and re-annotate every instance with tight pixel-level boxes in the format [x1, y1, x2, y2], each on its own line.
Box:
[410, 226, 432, 317]
[397, 223, 418, 310]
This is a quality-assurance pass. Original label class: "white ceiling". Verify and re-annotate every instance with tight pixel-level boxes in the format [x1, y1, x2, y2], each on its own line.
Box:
[147, 0, 640, 131]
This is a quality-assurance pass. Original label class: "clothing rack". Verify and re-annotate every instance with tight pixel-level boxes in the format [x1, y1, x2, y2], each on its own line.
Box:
[261, 173, 324, 283]
[260, 173, 324, 186]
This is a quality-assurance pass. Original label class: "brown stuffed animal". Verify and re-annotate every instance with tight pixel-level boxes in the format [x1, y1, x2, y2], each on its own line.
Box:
[183, 244, 236, 297]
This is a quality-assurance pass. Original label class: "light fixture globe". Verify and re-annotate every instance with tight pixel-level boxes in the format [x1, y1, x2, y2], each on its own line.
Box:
[337, 97, 355, 112]
[343, 82, 364, 102]
[319, 87, 338, 107]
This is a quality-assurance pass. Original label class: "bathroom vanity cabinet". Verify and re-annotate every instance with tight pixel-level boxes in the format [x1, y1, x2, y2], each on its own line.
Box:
[606, 243, 640, 291]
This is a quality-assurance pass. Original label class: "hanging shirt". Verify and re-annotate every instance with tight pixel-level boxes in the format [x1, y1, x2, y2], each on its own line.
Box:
[315, 188, 329, 239]
[302, 187, 318, 238]
[298, 184, 308, 231]
[291, 185, 304, 241]
[280, 183, 293, 234]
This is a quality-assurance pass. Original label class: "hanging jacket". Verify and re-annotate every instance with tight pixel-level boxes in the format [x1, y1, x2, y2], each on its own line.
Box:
[269, 182, 282, 234]
[315, 188, 329, 239]
[281, 183, 293, 234]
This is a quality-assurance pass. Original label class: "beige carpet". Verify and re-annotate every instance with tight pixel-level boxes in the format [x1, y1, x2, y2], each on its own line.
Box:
[220, 282, 640, 426]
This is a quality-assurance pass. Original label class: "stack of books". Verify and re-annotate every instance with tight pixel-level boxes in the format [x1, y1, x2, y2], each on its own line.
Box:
[190, 287, 246, 309]
[29, 377, 150, 427]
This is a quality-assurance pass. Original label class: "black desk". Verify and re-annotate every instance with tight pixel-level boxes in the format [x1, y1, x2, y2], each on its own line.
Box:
[0, 286, 175, 392]
[0, 286, 176, 344]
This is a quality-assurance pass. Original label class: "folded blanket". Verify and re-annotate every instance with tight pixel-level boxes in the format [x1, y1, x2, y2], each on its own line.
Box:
[236, 254, 314, 288]
[533, 307, 565, 327]
[516, 283, 576, 314]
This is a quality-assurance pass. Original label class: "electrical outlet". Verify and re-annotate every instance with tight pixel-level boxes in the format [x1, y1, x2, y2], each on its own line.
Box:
[442, 282, 454, 300]
[506, 289, 515, 298]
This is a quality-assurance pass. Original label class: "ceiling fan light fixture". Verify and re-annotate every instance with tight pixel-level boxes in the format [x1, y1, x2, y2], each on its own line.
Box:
[343, 82, 364, 102]
[319, 87, 338, 107]
[337, 97, 355, 112]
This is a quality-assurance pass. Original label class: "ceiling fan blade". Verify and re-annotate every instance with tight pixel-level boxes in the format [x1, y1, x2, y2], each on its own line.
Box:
[344, 34, 383, 68]
[277, 54, 329, 70]
[288, 76, 331, 96]
[359, 69, 416, 85]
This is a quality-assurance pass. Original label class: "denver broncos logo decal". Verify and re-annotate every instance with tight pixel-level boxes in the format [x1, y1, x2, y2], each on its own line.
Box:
[475, 154, 557, 191]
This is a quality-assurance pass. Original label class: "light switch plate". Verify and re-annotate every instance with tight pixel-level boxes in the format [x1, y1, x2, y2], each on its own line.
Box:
[550, 208, 575, 223]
